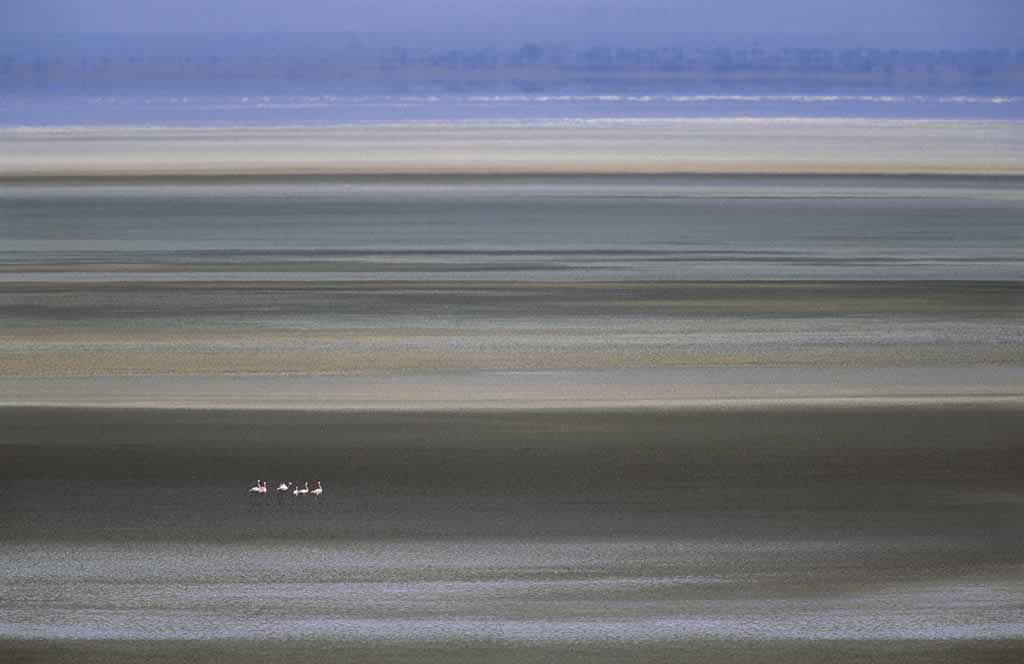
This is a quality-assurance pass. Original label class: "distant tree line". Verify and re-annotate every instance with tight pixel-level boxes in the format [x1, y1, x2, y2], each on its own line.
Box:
[3, 37, 1022, 93]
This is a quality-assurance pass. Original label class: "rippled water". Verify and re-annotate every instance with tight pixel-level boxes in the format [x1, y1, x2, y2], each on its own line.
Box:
[3, 537, 1021, 642]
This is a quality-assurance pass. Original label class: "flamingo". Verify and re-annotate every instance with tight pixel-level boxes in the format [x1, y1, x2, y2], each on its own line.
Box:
[275, 481, 291, 502]
[249, 480, 266, 495]
[311, 480, 323, 499]
[294, 481, 310, 497]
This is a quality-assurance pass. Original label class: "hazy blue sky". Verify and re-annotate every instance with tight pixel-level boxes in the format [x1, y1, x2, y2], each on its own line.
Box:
[3, 0, 1022, 48]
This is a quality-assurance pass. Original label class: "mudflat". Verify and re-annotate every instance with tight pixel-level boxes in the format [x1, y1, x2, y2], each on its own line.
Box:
[2, 170, 1022, 659]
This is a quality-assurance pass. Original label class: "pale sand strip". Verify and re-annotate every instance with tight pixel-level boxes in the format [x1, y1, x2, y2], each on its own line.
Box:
[2, 395, 1021, 412]
[2, 119, 1023, 177]
[2, 368, 1022, 411]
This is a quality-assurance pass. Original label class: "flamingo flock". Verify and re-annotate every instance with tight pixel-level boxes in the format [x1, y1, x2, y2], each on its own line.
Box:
[250, 480, 324, 502]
